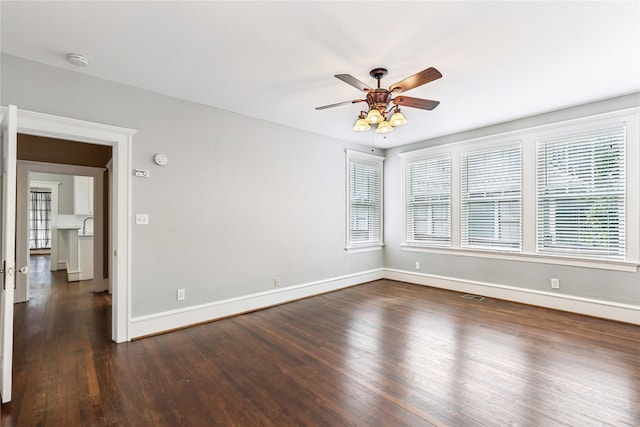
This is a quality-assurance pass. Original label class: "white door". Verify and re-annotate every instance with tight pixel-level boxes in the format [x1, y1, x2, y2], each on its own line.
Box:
[0, 105, 17, 403]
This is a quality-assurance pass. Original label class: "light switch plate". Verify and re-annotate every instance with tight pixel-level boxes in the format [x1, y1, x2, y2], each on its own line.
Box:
[136, 214, 150, 225]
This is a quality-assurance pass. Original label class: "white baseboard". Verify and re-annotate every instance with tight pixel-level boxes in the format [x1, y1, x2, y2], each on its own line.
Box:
[130, 269, 384, 339]
[67, 269, 80, 282]
[384, 269, 640, 325]
[57, 260, 81, 282]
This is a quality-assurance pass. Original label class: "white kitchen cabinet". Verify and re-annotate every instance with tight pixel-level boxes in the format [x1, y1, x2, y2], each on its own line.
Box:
[74, 176, 94, 215]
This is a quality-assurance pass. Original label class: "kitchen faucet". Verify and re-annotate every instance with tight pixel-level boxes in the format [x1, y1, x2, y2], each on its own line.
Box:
[82, 216, 94, 236]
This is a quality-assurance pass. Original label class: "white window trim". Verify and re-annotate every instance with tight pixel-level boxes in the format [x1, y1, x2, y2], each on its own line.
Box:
[345, 150, 385, 252]
[400, 107, 640, 272]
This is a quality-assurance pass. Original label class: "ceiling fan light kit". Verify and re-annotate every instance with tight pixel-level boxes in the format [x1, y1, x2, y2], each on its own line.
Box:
[316, 66, 442, 134]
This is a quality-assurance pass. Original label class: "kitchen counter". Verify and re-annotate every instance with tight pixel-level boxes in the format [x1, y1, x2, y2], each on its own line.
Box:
[57, 227, 93, 281]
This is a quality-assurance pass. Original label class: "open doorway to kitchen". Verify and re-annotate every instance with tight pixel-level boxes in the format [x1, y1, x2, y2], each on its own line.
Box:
[15, 134, 111, 319]
[11, 109, 135, 345]
[20, 169, 105, 298]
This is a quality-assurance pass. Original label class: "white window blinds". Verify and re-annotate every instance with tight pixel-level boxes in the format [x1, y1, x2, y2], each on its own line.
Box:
[461, 144, 522, 250]
[347, 151, 384, 248]
[405, 156, 451, 246]
[536, 124, 626, 260]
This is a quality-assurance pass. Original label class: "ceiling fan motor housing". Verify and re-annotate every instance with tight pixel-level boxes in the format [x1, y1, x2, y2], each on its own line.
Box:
[367, 89, 393, 112]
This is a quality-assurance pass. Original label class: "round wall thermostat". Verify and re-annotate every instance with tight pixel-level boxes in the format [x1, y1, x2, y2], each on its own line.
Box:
[154, 153, 169, 166]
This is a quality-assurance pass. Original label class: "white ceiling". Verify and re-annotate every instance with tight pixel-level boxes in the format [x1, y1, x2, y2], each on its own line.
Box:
[1, 1, 639, 149]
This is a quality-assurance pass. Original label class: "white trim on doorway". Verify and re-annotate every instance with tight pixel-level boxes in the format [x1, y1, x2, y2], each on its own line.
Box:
[4, 107, 136, 343]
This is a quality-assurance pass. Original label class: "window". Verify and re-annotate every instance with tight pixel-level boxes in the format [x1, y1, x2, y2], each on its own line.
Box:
[400, 109, 638, 270]
[346, 150, 384, 250]
[536, 125, 626, 260]
[405, 155, 451, 246]
[461, 144, 521, 250]
[30, 190, 52, 250]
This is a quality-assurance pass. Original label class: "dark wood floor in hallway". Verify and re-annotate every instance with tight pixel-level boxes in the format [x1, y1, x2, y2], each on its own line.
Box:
[2, 255, 639, 426]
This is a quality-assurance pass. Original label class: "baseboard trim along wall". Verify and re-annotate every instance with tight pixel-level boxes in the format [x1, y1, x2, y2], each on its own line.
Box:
[130, 268, 385, 338]
[384, 269, 640, 325]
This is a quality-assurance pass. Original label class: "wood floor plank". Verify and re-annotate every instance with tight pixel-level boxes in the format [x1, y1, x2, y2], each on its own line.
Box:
[2, 255, 639, 426]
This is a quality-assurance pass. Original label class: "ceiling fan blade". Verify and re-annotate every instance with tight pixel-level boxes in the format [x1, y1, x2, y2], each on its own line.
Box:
[315, 99, 366, 110]
[392, 96, 440, 110]
[389, 67, 442, 93]
[335, 74, 372, 92]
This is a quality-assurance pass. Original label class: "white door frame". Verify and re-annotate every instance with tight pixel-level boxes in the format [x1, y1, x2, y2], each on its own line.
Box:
[8, 107, 136, 343]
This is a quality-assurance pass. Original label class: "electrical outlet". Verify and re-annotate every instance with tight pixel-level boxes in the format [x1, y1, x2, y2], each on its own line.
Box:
[551, 278, 560, 289]
[415, 261, 421, 270]
[177, 288, 186, 301]
[274, 278, 280, 287]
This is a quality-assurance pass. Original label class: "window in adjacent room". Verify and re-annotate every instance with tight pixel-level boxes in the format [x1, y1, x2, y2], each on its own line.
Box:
[346, 150, 384, 251]
[30, 189, 52, 250]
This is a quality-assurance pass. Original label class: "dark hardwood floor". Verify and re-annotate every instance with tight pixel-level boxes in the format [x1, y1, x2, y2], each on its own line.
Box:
[2, 255, 639, 426]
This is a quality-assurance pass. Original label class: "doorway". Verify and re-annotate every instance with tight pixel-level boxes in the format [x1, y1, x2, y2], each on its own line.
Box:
[1, 105, 134, 404]
[11, 108, 135, 343]
[17, 166, 107, 305]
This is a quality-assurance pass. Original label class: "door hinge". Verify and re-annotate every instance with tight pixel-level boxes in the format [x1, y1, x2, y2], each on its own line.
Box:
[1, 260, 14, 289]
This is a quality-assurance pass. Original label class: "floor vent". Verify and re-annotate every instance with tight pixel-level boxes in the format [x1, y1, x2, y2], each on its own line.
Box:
[462, 294, 485, 301]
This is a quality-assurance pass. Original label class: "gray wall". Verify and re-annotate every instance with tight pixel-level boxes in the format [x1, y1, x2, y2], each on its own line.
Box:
[4, 53, 638, 315]
[384, 93, 640, 305]
[29, 172, 74, 214]
[2, 54, 383, 317]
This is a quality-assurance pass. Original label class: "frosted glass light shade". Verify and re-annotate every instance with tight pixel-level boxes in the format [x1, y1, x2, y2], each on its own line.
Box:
[366, 109, 383, 124]
[353, 118, 371, 132]
[390, 111, 408, 126]
[375, 120, 394, 134]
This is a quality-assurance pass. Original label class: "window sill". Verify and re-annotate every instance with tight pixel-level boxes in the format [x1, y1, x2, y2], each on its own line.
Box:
[346, 245, 384, 254]
[400, 245, 639, 272]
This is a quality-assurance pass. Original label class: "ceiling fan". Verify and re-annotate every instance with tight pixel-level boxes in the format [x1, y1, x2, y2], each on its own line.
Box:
[316, 67, 442, 133]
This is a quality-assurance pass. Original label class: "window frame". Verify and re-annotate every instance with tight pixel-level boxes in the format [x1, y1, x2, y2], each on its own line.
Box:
[535, 124, 626, 260]
[400, 108, 639, 272]
[403, 154, 452, 247]
[461, 142, 522, 251]
[29, 189, 53, 250]
[345, 150, 384, 253]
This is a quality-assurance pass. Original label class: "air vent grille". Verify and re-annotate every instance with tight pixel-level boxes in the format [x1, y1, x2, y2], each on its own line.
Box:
[462, 294, 485, 301]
